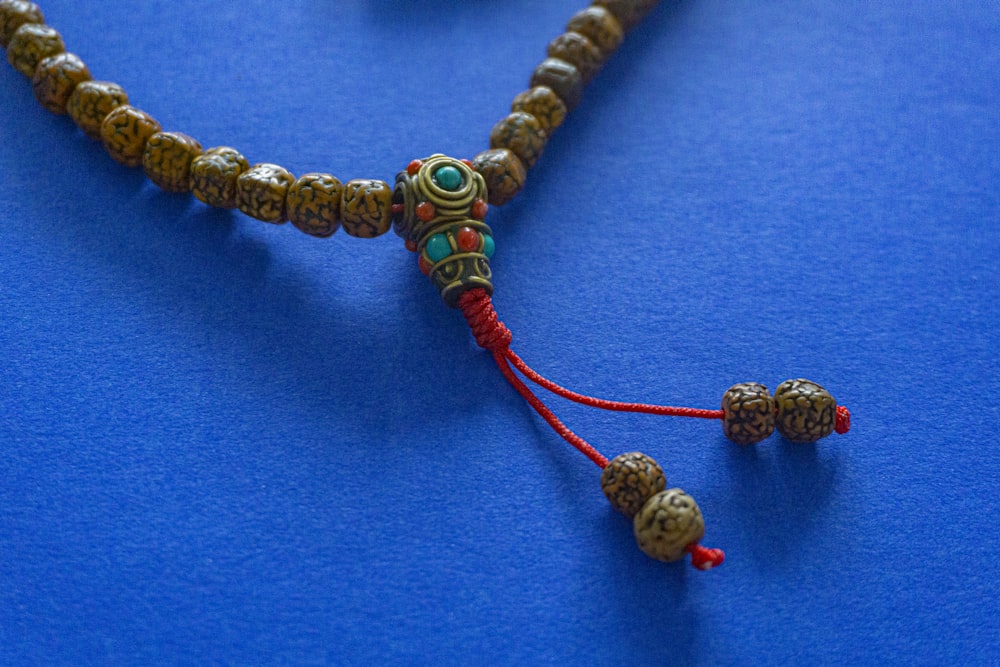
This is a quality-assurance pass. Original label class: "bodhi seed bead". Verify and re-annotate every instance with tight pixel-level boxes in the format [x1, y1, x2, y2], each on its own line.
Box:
[67, 80, 129, 140]
[511, 86, 567, 133]
[601, 452, 666, 519]
[340, 179, 393, 238]
[236, 163, 295, 224]
[721, 382, 775, 445]
[530, 58, 584, 111]
[774, 379, 837, 443]
[567, 6, 624, 57]
[0, 0, 44, 49]
[31, 52, 90, 114]
[190, 147, 250, 209]
[633, 488, 706, 562]
[7, 22, 63, 77]
[547, 32, 604, 83]
[471, 148, 526, 207]
[490, 112, 548, 170]
[100, 105, 161, 168]
[286, 173, 343, 238]
[142, 132, 203, 193]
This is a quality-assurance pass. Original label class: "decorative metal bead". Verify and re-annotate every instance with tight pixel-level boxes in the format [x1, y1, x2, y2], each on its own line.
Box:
[490, 111, 547, 170]
[471, 148, 526, 207]
[0, 0, 44, 48]
[287, 173, 343, 238]
[236, 163, 295, 224]
[142, 132, 203, 193]
[530, 57, 584, 111]
[774, 379, 837, 443]
[722, 382, 775, 445]
[31, 52, 90, 114]
[601, 452, 666, 519]
[190, 146, 250, 209]
[7, 22, 63, 77]
[340, 179, 393, 238]
[633, 488, 706, 562]
[66, 80, 128, 140]
[547, 32, 604, 83]
[100, 105, 161, 168]
[393, 155, 494, 307]
[511, 86, 567, 133]
[567, 7, 625, 56]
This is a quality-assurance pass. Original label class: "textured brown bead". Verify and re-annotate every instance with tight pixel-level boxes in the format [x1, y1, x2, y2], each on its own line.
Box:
[547, 32, 604, 83]
[0, 0, 44, 48]
[236, 163, 295, 224]
[287, 173, 343, 238]
[530, 58, 584, 111]
[568, 7, 624, 56]
[142, 132, 203, 193]
[471, 148, 526, 207]
[633, 488, 705, 562]
[7, 22, 63, 77]
[67, 80, 129, 140]
[31, 52, 90, 114]
[490, 112, 547, 170]
[722, 382, 775, 445]
[190, 147, 250, 209]
[593, 0, 659, 31]
[340, 179, 392, 238]
[511, 86, 567, 133]
[601, 452, 666, 519]
[774, 379, 837, 443]
[100, 105, 161, 168]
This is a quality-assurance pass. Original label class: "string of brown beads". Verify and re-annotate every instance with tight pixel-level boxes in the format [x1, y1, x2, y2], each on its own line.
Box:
[601, 451, 711, 563]
[471, 0, 658, 206]
[721, 378, 841, 445]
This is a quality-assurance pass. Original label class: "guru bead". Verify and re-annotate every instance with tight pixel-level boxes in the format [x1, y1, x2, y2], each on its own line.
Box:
[142, 132, 203, 193]
[633, 488, 706, 562]
[774, 378, 837, 443]
[471, 148, 526, 207]
[7, 22, 62, 77]
[31, 52, 90, 114]
[100, 105, 161, 168]
[722, 382, 776, 445]
[601, 452, 666, 519]
[393, 154, 494, 306]
[66, 80, 129, 140]
[0, 1, 44, 48]
[190, 146, 250, 209]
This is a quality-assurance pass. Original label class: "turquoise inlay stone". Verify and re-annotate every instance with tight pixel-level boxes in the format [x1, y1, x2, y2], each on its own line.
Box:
[425, 233, 452, 262]
[432, 165, 464, 191]
[482, 234, 495, 259]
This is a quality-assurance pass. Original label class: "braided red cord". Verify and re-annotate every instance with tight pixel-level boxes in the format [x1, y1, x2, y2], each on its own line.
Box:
[493, 351, 610, 468]
[505, 349, 725, 419]
[457, 289, 512, 351]
[836, 405, 851, 434]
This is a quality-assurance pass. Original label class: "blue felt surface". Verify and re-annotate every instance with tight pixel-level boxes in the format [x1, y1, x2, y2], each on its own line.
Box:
[1, 0, 998, 664]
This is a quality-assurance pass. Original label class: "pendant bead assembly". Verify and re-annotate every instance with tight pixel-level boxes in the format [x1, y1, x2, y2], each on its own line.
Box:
[2, 0, 855, 572]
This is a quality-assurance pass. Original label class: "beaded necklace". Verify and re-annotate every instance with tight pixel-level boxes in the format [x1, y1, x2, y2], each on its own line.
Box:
[0, 0, 850, 571]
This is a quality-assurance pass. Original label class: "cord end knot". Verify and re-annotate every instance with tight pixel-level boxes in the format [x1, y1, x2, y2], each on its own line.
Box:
[835, 405, 851, 434]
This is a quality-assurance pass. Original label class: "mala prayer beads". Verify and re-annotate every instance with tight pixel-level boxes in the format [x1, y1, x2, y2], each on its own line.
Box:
[1, 0, 853, 572]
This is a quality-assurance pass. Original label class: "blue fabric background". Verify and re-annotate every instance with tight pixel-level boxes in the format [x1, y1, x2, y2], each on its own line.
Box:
[1, 1, 997, 664]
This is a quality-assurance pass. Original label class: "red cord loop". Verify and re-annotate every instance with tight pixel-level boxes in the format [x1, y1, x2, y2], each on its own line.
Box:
[835, 405, 851, 434]
[457, 289, 512, 352]
[686, 543, 726, 571]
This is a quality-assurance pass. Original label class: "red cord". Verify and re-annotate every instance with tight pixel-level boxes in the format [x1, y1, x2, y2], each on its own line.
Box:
[686, 543, 726, 571]
[836, 405, 851, 434]
[505, 349, 725, 419]
[493, 351, 609, 468]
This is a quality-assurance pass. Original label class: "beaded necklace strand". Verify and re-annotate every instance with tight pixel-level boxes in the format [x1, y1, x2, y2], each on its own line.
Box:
[0, 0, 851, 570]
